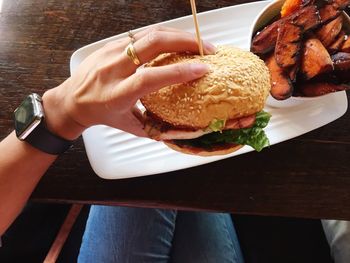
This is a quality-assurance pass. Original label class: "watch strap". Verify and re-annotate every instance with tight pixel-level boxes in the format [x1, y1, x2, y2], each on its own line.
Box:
[25, 121, 74, 155]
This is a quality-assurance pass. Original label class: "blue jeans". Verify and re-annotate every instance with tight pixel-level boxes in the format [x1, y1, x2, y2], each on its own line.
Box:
[78, 206, 244, 263]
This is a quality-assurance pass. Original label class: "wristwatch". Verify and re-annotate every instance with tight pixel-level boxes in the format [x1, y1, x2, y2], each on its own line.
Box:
[13, 93, 74, 155]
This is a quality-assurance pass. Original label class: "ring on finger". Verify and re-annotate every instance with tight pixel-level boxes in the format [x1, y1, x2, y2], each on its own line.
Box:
[125, 42, 141, 66]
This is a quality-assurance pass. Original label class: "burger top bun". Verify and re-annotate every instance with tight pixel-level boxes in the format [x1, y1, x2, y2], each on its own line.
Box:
[141, 46, 271, 129]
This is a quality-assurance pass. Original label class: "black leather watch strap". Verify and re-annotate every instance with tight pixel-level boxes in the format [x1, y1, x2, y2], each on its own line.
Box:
[25, 121, 74, 155]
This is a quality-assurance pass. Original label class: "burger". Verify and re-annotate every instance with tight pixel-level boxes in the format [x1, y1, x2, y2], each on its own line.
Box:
[141, 46, 271, 156]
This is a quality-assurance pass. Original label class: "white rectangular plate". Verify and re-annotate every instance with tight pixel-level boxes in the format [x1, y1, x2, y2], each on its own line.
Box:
[70, 1, 348, 179]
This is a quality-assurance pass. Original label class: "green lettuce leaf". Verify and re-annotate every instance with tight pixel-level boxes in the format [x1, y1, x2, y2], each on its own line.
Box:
[174, 111, 271, 152]
[209, 119, 225, 132]
[254, 110, 271, 129]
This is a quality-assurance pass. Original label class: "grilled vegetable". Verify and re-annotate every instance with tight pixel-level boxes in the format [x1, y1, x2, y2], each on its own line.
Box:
[333, 0, 350, 10]
[328, 31, 346, 54]
[316, 16, 343, 47]
[251, 5, 320, 54]
[300, 38, 334, 80]
[291, 5, 321, 31]
[332, 52, 350, 70]
[251, 20, 280, 54]
[265, 54, 294, 100]
[319, 4, 341, 24]
[251, 0, 350, 99]
[341, 36, 350, 52]
[275, 22, 302, 69]
[289, 64, 300, 82]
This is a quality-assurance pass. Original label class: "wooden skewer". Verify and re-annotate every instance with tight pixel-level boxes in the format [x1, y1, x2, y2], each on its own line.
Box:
[190, 0, 204, 56]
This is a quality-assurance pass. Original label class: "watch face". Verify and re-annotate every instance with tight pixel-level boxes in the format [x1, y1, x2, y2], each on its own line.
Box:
[14, 94, 43, 139]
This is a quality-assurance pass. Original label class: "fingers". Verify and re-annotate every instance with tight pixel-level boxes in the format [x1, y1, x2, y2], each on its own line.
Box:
[103, 26, 190, 53]
[132, 26, 187, 41]
[135, 31, 216, 58]
[102, 27, 215, 77]
[110, 63, 209, 109]
[120, 31, 215, 74]
[81, 27, 215, 139]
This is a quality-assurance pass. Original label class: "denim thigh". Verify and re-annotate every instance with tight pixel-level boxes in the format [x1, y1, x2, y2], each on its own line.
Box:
[170, 211, 244, 263]
[78, 206, 244, 263]
[78, 206, 176, 263]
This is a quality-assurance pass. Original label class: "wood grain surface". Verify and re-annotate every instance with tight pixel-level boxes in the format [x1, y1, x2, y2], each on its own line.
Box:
[0, 0, 349, 220]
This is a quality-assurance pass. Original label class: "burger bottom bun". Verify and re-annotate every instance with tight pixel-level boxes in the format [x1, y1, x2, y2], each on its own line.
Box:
[164, 142, 243, 157]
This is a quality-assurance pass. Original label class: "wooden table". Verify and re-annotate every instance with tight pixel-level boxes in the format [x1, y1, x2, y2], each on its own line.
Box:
[0, 0, 349, 220]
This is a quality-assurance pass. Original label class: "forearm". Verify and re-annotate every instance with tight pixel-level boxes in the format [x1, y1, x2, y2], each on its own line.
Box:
[0, 131, 57, 235]
[0, 87, 84, 235]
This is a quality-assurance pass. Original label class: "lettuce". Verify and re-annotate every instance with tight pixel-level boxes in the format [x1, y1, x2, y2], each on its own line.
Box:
[174, 111, 271, 152]
[209, 119, 225, 132]
[233, 110, 271, 152]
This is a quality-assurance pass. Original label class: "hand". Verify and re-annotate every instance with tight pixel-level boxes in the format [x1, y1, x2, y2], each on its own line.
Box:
[42, 26, 215, 140]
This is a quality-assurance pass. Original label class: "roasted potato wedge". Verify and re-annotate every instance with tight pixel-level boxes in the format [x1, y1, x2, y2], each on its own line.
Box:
[265, 54, 294, 100]
[316, 16, 343, 47]
[333, 0, 350, 10]
[300, 38, 334, 80]
[332, 52, 350, 70]
[319, 4, 341, 24]
[251, 20, 280, 54]
[292, 5, 321, 31]
[275, 22, 302, 69]
[289, 64, 299, 82]
[275, 22, 303, 69]
[252, 0, 350, 99]
[252, 5, 320, 54]
[328, 31, 346, 54]
[341, 36, 350, 52]
[299, 82, 350, 97]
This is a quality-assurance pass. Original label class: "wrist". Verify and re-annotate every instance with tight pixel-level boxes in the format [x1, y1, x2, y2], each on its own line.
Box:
[42, 83, 85, 141]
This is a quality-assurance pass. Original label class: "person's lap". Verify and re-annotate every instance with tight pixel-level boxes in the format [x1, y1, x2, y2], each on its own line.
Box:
[78, 206, 244, 263]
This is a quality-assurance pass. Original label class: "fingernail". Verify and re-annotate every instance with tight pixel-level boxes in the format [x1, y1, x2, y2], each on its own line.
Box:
[190, 63, 209, 77]
[203, 41, 216, 54]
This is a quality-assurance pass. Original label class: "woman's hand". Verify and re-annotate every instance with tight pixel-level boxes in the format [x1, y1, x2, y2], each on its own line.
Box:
[42, 26, 215, 140]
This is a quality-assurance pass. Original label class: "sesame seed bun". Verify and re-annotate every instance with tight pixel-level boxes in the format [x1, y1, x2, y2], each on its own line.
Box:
[164, 141, 243, 156]
[141, 45, 270, 129]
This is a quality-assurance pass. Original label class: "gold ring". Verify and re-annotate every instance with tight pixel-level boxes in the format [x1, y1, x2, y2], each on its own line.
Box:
[125, 42, 141, 66]
[128, 30, 136, 43]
